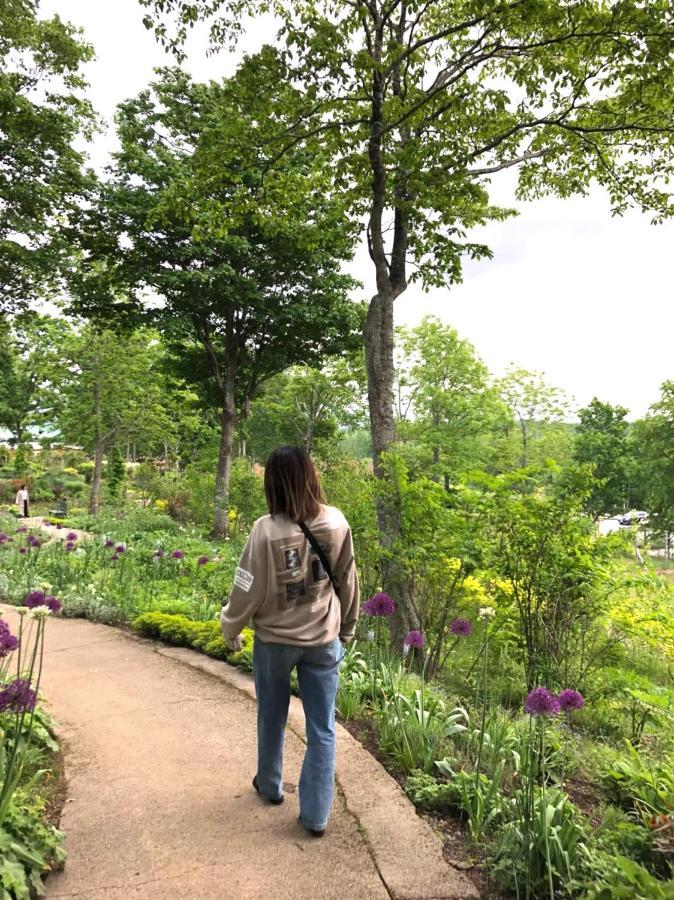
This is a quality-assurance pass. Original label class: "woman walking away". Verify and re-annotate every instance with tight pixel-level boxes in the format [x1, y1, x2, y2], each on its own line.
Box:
[220, 446, 360, 837]
[15, 484, 29, 518]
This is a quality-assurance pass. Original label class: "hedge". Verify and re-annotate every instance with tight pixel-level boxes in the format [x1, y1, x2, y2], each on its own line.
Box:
[132, 612, 254, 670]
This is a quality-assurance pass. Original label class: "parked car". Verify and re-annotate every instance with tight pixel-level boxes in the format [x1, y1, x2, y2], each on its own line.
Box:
[618, 510, 649, 526]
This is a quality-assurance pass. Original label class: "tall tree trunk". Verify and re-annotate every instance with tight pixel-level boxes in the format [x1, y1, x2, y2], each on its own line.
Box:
[361, 13, 420, 644]
[213, 398, 236, 538]
[364, 292, 397, 475]
[518, 416, 528, 467]
[89, 382, 103, 515]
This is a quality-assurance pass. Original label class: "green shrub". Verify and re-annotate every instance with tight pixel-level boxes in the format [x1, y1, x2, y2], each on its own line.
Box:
[0, 789, 65, 898]
[405, 770, 463, 812]
[581, 854, 674, 900]
[602, 743, 674, 819]
[132, 611, 254, 668]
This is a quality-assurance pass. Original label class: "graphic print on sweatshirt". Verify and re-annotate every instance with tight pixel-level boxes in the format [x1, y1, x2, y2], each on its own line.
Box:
[271, 530, 338, 611]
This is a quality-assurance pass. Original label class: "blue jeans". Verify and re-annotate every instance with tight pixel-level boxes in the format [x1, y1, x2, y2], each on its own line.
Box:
[253, 636, 344, 830]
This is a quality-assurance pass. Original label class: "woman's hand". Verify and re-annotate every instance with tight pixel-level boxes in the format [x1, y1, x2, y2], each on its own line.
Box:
[226, 634, 244, 652]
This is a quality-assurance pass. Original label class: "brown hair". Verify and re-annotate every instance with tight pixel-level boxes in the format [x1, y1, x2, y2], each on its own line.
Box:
[264, 446, 326, 522]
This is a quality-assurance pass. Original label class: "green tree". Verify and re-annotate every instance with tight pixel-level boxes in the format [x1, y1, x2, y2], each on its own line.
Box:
[0, 315, 75, 445]
[142, 0, 674, 635]
[244, 354, 368, 460]
[574, 398, 631, 518]
[49, 326, 177, 514]
[633, 382, 674, 539]
[74, 67, 362, 536]
[142, 0, 674, 475]
[106, 445, 126, 502]
[397, 317, 506, 485]
[480, 465, 614, 690]
[0, 0, 94, 312]
[498, 368, 570, 469]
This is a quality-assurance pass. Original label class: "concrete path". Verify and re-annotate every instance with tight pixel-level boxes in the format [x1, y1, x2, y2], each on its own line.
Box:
[2, 607, 478, 900]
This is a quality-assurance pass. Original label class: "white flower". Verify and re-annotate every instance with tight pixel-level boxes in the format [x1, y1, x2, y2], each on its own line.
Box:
[402, 643, 410, 657]
[15, 607, 29, 616]
[75, 548, 85, 556]
[478, 607, 496, 620]
[367, 629, 375, 642]
[29, 606, 52, 619]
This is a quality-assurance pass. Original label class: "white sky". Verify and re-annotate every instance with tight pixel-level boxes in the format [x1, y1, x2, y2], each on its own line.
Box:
[42, 0, 674, 419]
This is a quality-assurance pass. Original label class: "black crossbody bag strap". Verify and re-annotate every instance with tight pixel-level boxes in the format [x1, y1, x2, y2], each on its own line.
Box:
[298, 520, 339, 597]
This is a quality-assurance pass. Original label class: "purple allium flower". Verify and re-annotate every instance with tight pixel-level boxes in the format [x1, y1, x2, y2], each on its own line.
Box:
[0, 621, 19, 657]
[558, 689, 584, 712]
[18, 547, 27, 555]
[32, 539, 41, 549]
[56, 523, 63, 530]
[16, 526, 27, 533]
[171, 549, 184, 560]
[197, 555, 209, 565]
[525, 687, 561, 717]
[65, 541, 75, 552]
[153, 549, 165, 558]
[44, 595, 62, 614]
[26, 535, 36, 545]
[115, 544, 126, 554]
[66, 532, 78, 541]
[362, 592, 396, 617]
[404, 629, 425, 648]
[450, 618, 473, 637]
[0, 533, 7, 544]
[110, 554, 119, 561]
[24, 591, 46, 608]
[104, 539, 115, 548]
[0, 678, 37, 714]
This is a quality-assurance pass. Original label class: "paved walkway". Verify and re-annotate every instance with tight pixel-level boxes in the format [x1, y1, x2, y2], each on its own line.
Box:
[2, 608, 478, 900]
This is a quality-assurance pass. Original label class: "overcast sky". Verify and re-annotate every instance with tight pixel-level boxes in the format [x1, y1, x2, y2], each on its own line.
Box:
[42, 0, 674, 419]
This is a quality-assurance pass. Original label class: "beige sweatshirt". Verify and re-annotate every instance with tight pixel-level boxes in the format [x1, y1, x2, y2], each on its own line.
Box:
[219, 505, 360, 646]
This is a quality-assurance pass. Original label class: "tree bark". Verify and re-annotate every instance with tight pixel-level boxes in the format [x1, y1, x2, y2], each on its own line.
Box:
[213, 336, 238, 539]
[213, 404, 235, 538]
[89, 381, 103, 515]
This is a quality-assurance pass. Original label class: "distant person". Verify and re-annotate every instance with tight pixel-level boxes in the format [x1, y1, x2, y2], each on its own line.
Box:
[220, 446, 360, 837]
[15, 484, 29, 518]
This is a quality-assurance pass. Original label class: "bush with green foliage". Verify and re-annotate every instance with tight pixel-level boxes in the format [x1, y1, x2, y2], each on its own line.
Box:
[133, 612, 254, 669]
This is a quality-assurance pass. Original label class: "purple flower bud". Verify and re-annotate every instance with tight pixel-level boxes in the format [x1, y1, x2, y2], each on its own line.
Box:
[362, 592, 395, 616]
[171, 549, 184, 560]
[403, 629, 425, 648]
[65, 541, 75, 552]
[115, 545, 125, 554]
[0, 679, 37, 714]
[104, 539, 115, 548]
[24, 590, 46, 608]
[153, 549, 165, 558]
[197, 555, 209, 565]
[525, 687, 561, 717]
[558, 689, 584, 711]
[66, 532, 78, 541]
[44, 595, 62, 614]
[450, 618, 472, 637]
